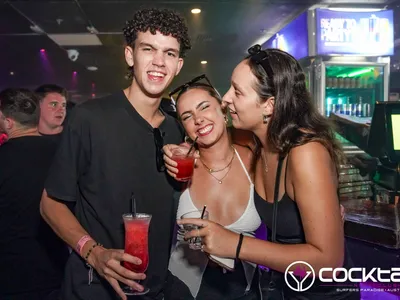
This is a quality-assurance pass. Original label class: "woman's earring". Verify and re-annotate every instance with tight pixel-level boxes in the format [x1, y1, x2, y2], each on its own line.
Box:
[224, 116, 228, 125]
[262, 114, 269, 124]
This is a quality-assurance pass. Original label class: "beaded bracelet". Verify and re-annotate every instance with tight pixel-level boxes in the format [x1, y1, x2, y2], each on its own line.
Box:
[84, 242, 102, 262]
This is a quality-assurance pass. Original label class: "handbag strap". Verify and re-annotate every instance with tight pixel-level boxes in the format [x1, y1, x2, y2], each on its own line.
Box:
[271, 156, 285, 243]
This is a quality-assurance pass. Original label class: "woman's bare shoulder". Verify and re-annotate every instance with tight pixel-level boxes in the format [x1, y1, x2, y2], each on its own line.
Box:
[233, 144, 254, 169]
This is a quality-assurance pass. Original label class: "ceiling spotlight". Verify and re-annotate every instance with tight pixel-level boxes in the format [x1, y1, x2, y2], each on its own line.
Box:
[191, 8, 201, 14]
[87, 66, 98, 71]
[40, 48, 45, 53]
[86, 26, 99, 34]
[30, 24, 45, 34]
[10, 71, 14, 76]
[201, 61, 208, 64]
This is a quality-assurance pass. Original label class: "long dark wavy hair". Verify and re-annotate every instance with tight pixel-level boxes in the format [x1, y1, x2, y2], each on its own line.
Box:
[246, 48, 344, 172]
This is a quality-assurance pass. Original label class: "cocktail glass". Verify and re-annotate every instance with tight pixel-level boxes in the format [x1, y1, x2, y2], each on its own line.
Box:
[180, 209, 209, 250]
[122, 213, 152, 295]
[171, 148, 195, 181]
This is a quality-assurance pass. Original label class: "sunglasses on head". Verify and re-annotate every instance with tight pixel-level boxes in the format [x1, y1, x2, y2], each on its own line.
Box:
[248, 44, 274, 80]
[168, 74, 221, 104]
[153, 127, 165, 172]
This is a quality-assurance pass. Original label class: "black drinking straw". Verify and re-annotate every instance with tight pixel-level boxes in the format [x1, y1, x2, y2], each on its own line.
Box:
[194, 205, 207, 245]
[200, 205, 207, 219]
[131, 192, 136, 216]
[186, 136, 198, 156]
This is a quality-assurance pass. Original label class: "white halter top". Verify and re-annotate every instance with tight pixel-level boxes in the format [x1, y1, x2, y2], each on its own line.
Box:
[169, 148, 262, 297]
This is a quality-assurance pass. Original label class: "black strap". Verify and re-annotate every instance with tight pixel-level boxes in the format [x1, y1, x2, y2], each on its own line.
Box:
[267, 155, 286, 296]
[267, 156, 285, 300]
[271, 156, 285, 243]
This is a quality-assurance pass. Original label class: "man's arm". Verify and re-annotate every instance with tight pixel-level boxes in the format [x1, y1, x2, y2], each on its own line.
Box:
[40, 189, 92, 258]
[40, 189, 145, 300]
[40, 106, 145, 300]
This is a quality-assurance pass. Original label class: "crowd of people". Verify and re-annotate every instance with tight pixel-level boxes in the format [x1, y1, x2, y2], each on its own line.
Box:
[0, 7, 359, 300]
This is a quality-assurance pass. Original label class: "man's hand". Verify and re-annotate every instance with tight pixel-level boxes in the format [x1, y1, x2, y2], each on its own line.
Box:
[88, 246, 146, 300]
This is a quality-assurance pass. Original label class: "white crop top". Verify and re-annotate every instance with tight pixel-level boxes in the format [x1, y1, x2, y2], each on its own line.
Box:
[169, 148, 262, 297]
[176, 148, 261, 232]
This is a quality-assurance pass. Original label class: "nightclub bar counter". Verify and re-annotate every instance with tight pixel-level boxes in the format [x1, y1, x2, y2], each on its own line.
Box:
[342, 198, 399, 249]
[330, 107, 400, 250]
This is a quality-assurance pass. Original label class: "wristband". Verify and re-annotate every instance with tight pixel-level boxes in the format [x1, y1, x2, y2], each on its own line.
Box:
[235, 233, 244, 260]
[76, 235, 93, 256]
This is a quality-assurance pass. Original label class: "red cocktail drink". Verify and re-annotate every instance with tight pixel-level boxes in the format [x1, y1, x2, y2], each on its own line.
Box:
[172, 149, 195, 181]
[122, 213, 152, 295]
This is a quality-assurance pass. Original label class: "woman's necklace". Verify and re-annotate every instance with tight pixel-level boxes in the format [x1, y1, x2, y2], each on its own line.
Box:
[199, 146, 235, 173]
[199, 146, 236, 184]
[261, 151, 269, 173]
[208, 162, 234, 184]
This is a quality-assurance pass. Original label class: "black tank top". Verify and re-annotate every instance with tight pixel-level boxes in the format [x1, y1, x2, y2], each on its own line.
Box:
[254, 157, 360, 300]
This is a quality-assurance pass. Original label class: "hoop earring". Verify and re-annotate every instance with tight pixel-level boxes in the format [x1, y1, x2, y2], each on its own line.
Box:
[262, 114, 269, 124]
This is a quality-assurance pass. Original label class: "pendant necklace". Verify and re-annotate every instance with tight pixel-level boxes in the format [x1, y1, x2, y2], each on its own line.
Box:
[208, 162, 234, 184]
[261, 151, 269, 173]
[199, 146, 235, 184]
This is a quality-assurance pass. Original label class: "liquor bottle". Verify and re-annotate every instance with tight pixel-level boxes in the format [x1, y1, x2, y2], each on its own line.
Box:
[356, 96, 363, 117]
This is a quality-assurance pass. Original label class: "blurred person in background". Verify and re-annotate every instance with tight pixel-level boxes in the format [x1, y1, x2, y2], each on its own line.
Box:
[35, 84, 68, 142]
[0, 130, 8, 145]
[0, 88, 68, 300]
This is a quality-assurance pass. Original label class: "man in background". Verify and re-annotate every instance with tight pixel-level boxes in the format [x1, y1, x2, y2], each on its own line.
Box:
[35, 84, 68, 140]
[0, 88, 68, 300]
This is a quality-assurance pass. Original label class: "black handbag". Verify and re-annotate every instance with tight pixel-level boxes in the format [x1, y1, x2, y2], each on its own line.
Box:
[260, 156, 285, 300]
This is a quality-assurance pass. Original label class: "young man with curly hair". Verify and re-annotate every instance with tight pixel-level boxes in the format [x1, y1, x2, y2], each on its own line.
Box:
[40, 8, 191, 300]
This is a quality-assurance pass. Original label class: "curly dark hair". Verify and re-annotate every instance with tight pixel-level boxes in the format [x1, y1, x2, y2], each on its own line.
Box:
[123, 8, 191, 79]
[246, 48, 345, 173]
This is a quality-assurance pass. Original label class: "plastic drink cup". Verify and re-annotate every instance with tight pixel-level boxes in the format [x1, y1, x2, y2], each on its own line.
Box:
[172, 148, 195, 181]
[122, 213, 152, 295]
[180, 209, 209, 250]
